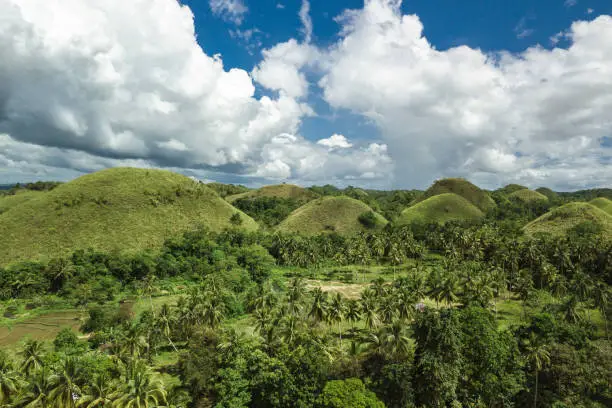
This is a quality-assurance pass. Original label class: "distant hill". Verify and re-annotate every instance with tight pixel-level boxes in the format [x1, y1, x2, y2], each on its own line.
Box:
[226, 184, 319, 203]
[0, 168, 258, 265]
[397, 193, 484, 225]
[276, 196, 388, 235]
[206, 182, 250, 198]
[524, 202, 612, 238]
[590, 197, 612, 216]
[497, 184, 528, 195]
[535, 187, 559, 201]
[414, 178, 496, 213]
[508, 189, 548, 203]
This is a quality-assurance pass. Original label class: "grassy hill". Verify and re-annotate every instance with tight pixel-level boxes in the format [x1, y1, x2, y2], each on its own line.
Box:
[590, 197, 612, 215]
[508, 189, 549, 203]
[524, 202, 612, 238]
[0, 190, 46, 215]
[0, 168, 258, 265]
[497, 184, 528, 195]
[397, 193, 485, 225]
[226, 184, 319, 203]
[414, 178, 496, 213]
[276, 196, 387, 235]
[535, 187, 559, 201]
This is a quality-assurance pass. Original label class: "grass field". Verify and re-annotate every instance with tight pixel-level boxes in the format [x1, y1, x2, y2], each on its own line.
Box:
[276, 196, 388, 235]
[413, 178, 497, 213]
[0, 190, 45, 214]
[0, 168, 258, 265]
[396, 193, 484, 225]
[524, 202, 612, 238]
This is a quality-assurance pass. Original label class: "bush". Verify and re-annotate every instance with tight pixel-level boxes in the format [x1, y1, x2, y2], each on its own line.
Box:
[230, 212, 243, 226]
[358, 211, 378, 229]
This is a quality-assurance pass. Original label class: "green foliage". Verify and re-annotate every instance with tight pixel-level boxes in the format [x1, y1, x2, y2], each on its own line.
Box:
[53, 328, 80, 352]
[509, 188, 549, 203]
[316, 378, 385, 408]
[358, 211, 379, 229]
[230, 212, 243, 226]
[233, 196, 302, 227]
[414, 177, 497, 213]
[206, 182, 250, 198]
[589, 197, 612, 215]
[524, 202, 612, 239]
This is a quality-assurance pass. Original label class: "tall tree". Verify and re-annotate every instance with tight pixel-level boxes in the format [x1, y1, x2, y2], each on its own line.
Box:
[523, 333, 551, 408]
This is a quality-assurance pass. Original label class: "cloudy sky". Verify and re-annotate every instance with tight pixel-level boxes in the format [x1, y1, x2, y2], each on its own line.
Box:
[1, 0, 611, 190]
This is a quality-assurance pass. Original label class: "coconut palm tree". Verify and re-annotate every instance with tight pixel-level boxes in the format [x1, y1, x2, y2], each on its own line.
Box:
[360, 290, 380, 330]
[345, 299, 362, 331]
[121, 326, 148, 359]
[77, 374, 116, 407]
[0, 352, 20, 405]
[523, 333, 551, 408]
[19, 339, 45, 376]
[592, 282, 609, 338]
[560, 296, 583, 325]
[157, 304, 178, 352]
[308, 288, 328, 325]
[49, 357, 83, 408]
[328, 293, 347, 343]
[112, 361, 167, 408]
[17, 367, 53, 408]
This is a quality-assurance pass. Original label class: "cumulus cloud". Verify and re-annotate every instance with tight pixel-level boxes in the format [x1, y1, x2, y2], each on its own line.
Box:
[317, 134, 353, 149]
[317, 0, 612, 188]
[209, 0, 248, 25]
[0, 0, 391, 186]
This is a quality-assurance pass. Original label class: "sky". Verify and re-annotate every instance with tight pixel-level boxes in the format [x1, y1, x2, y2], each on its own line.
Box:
[1, 0, 612, 190]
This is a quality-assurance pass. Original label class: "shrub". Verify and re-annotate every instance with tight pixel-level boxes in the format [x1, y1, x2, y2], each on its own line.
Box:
[358, 211, 378, 229]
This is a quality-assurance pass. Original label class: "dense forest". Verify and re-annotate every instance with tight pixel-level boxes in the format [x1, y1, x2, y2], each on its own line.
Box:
[0, 171, 610, 407]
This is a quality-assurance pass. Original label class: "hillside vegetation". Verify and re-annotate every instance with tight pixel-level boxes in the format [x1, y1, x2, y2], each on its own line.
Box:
[0, 168, 257, 265]
[497, 184, 528, 195]
[589, 197, 612, 215]
[508, 189, 549, 203]
[0, 190, 45, 214]
[397, 193, 484, 225]
[524, 202, 612, 238]
[414, 178, 496, 213]
[276, 196, 388, 235]
[226, 183, 319, 203]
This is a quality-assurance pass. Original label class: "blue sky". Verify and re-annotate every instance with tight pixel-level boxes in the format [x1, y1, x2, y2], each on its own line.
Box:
[1, 0, 611, 190]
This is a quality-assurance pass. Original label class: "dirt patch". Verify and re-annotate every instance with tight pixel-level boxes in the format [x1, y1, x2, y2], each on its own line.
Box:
[305, 280, 366, 299]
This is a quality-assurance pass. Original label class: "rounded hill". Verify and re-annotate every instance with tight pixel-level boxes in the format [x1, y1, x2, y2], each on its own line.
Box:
[589, 197, 612, 215]
[508, 189, 548, 203]
[276, 196, 388, 235]
[415, 178, 496, 213]
[524, 202, 612, 238]
[226, 183, 318, 203]
[0, 168, 258, 265]
[0, 190, 46, 215]
[535, 187, 558, 201]
[397, 193, 484, 226]
[497, 184, 528, 195]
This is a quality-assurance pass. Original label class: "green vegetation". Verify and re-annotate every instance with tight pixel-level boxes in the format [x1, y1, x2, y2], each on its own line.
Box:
[509, 188, 549, 203]
[277, 196, 388, 235]
[206, 182, 250, 198]
[497, 183, 528, 194]
[535, 187, 559, 201]
[414, 177, 497, 213]
[524, 202, 612, 239]
[396, 193, 484, 225]
[0, 190, 45, 215]
[590, 197, 612, 215]
[0, 168, 258, 265]
[1, 170, 611, 408]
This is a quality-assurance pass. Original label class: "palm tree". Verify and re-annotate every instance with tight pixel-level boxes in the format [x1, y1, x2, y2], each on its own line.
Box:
[523, 333, 551, 408]
[0, 352, 19, 405]
[380, 321, 413, 360]
[19, 339, 45, 376]
[560, 296, 583, 325]
[201, 297, 225, 329]
[77, 374, 116, 407]
[287, 278, 306, 316]
[112, 361, 167, 407]
[308, 288, 328, 325]
[360, 290, 380, 330]
[328, 293, 347, 343]
[593, 282, 609, 339]
[17, 367, 53, 408]
[140, 274, 158, 318]
[378, 297, 397, 324]
[157, 304, 178, 352]
[49, 357, 83, 408]
[121, 325, 148, 359]
[345, 300, 362, 331]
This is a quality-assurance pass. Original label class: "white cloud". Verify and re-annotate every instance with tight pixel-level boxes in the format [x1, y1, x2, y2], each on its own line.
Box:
[277, 3, 285, 10]
[587, 8, 594, 14]
[317, 134, 353, 149]
[565, 0, 578, 8]
[317, 0, 612, 188]
[209, 0, 248, 25]
[300, 0, 313, 43]
[514, 17, 534, 39]
[252, 39, 319, 98]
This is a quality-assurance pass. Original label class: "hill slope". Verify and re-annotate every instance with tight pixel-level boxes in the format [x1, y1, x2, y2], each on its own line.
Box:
[508, 189, 549, 203]
[226, 184, 319, 203]
[397, 193, 484, 225]
[0, 168, 258, 265]
[0, 190, 46, 215]
[524, 202, 612, 238]
[590, 197, 612, 215]
[497, 184, 528, 195]
[276, 196, 388, 235]
[414, 178, 496, 213]
[535, 187, 559, 201]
